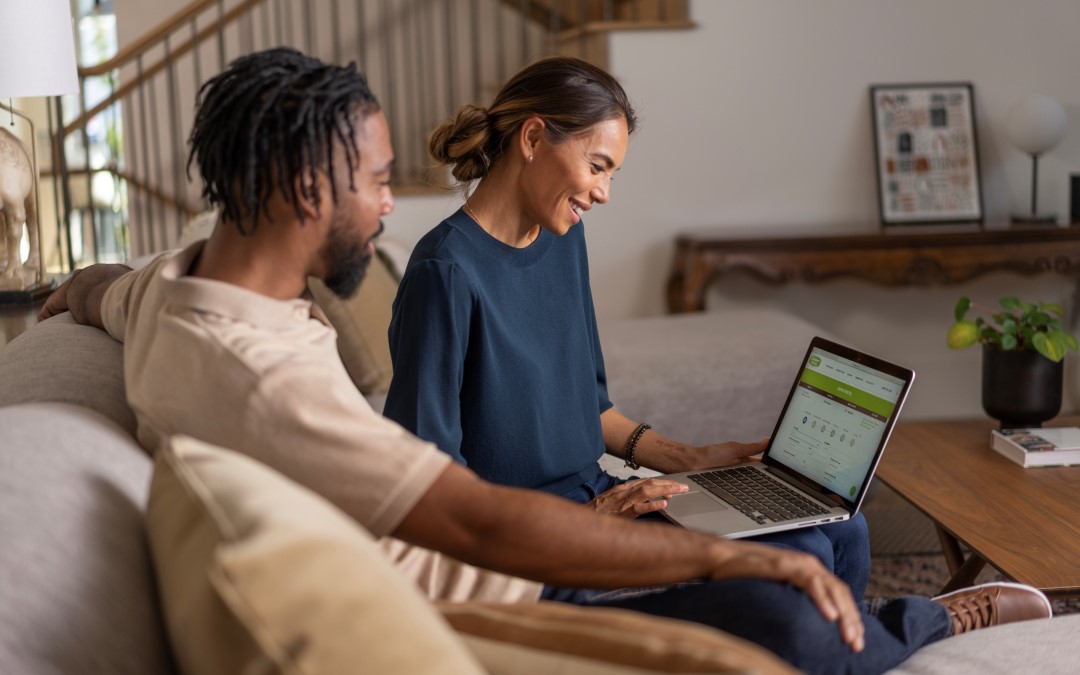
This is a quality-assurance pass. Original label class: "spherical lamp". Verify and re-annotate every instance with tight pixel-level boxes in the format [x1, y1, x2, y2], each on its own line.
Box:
[1007, 94, 1067, 224]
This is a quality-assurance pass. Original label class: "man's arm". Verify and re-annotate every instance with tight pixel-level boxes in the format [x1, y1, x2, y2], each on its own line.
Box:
[395, 461, 864, 652]
[37, 264, 132, 327]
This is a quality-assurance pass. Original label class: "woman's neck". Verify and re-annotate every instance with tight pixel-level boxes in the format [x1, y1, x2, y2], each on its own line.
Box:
[464, 171, 540, 248]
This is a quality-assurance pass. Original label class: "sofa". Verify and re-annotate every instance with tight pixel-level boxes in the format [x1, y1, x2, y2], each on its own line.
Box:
[2, 256, 1079, 673]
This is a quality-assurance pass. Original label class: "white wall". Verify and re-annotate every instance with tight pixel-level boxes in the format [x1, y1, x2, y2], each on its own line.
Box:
[114, 0, 1080, 421]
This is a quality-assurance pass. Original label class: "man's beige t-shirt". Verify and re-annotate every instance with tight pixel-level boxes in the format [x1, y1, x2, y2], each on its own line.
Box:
[101, 242, 541, 602]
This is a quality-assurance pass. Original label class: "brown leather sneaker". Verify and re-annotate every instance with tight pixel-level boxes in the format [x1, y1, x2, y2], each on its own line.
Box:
[933, 582, 1053, 635]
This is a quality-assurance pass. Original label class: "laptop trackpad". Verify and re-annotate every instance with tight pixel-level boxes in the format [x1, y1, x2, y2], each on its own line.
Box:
[665, 491, 727, 517]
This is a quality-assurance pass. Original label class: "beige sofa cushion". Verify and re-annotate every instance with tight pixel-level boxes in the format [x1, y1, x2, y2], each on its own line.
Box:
[308, 254, 397, 394]
[147, 434, 484, 675]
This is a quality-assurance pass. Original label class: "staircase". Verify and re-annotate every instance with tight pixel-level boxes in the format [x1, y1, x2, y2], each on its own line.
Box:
[52, 0, 692, 266]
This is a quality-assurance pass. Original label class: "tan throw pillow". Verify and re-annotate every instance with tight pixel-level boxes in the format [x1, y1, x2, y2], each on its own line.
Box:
[439, 602, 797, 675]
[308, 252, 397, 394]
[146, 435, 484, 675]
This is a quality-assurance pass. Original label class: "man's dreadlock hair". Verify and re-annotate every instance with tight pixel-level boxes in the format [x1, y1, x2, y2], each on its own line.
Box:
[186, 48, 380, 234]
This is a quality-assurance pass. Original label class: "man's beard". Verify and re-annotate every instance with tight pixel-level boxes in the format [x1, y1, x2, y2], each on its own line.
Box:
[321, 214, 381, 300]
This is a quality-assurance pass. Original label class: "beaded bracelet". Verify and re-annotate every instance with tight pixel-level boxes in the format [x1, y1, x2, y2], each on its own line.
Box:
[623, 423, 651, 470]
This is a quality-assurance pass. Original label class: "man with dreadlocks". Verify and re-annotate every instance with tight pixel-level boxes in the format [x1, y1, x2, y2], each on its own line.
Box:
[39, 48, 1052, 674]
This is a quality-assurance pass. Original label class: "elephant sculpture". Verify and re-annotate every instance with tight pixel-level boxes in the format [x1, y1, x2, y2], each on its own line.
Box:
[0, 126, 38, 289]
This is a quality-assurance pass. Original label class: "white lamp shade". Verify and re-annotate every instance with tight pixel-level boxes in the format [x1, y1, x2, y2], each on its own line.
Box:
[1006, 94, 1067, 156]
[0, 0, 80, 98]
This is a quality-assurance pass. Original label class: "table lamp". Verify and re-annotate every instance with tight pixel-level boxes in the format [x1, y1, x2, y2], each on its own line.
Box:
[0, 0, 80, 303]
[1007, 94, 1067, 225]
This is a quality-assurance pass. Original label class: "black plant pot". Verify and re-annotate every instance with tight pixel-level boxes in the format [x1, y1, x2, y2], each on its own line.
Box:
[981, 346, 1063, 429]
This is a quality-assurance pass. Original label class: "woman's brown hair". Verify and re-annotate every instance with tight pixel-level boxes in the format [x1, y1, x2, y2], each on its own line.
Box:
[429, 56, 637, 184]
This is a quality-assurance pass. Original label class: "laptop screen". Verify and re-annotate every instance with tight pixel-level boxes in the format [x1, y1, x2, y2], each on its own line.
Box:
[766, 342, 911, 506]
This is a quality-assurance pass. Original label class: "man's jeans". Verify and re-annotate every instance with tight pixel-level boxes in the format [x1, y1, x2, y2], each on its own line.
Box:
[546, 471, 951, 673]
[543, 579, 952, 675]
[559, 470, 871, 600]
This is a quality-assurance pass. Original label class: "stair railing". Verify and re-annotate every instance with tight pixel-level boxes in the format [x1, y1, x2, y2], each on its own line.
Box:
[53, 0, 689, 267]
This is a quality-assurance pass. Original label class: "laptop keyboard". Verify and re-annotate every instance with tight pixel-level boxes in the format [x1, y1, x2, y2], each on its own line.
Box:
[687, 466, 831, 525]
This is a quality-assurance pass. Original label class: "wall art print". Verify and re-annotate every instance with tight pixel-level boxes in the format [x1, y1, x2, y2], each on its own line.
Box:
[870, 82, 983, 226]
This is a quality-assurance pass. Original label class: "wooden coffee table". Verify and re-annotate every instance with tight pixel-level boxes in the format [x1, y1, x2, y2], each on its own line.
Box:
[876, 418, 1080, 599]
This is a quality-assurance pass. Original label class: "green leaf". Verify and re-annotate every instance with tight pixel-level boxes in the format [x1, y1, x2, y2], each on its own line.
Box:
[1001, 333, 1019, 350]
[1002, 318, 1017, 335]
[1033, 332, 1065, 362]
[1040, 302, 1065, 318]
[1027, 312, 1051, 327]
[1000, 297, 1021, 310]
[954, 297, 971, 322]
[1066, 333, 1079, 351]
[947, 321, 979, 350]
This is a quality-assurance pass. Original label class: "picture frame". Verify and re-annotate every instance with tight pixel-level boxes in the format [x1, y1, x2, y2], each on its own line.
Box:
[870, 82, 983, 227]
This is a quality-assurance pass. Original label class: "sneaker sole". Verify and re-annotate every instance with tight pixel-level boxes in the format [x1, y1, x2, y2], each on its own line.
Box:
[932, 581, 1053, 619]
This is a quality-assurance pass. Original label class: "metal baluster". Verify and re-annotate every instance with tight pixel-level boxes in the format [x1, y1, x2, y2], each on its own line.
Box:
[190, 18, 202, 108]
[78, 76, 98, 262]
[136, 55, 154, 257]
[356, 0, 366, 65]
[414, 0, 429, 179]
[578, 0, 587, 59]
[402, 1, 417, 182]
[165, 36, 186, 243]
[303, 0, 314, 55]
[443, 0, 455, 115]
[274, 0, 283, 44]
[519, 0, 529, 64]
[217, 0, 227, 70]
[469, 0, 480, 103]
[261, 0, 271, 48]
[45, 97, 58, 267]
[549, 0, 558, 55]
[48, 97, 71, 270]
[147, 74, 167, 250]
[380, 0, 397, 183]
[494, 0, 505, 84]
[242, 0, 255, 53]
[106, 74, 128, 261]
[330, 0, 342, 63]
[56, 95, 76, 268]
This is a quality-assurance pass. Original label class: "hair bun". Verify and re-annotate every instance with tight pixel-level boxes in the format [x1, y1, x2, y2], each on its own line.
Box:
[428, 104, 493, 182]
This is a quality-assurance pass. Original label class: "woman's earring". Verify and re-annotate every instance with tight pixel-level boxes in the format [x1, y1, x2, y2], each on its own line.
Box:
[527, 155, 533, 164]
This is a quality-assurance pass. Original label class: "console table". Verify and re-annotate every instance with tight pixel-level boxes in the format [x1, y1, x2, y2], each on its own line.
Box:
[667, 226, 1080, 313]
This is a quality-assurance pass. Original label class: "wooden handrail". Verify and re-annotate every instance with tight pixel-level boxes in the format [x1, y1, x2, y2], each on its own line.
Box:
[63, 0, 265, 139]
[79, 0, 250, 77]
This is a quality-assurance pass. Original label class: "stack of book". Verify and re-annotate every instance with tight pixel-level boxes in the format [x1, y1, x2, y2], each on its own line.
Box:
[990, 427, 1080, 468]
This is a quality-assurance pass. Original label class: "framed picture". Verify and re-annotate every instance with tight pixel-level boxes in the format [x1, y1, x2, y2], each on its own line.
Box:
[870, 82, 983, 226]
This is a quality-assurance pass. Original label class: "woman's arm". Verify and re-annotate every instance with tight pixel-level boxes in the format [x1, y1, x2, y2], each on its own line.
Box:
[382, 260, 473, 463]
[600, 407, 767, 474]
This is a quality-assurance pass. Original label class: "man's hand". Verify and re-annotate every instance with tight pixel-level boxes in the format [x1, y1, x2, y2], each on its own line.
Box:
[587, 478, 689, 517]
[37, 263, 131, 327]
[712, 540, 865, 652]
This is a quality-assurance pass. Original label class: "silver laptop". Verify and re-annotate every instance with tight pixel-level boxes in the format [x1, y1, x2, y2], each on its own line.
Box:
[658, 337, 914, 539]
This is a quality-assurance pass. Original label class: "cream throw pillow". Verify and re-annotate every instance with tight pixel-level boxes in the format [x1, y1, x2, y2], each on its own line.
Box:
[147, 435, 484, 675]
[440, 602, 796, 675]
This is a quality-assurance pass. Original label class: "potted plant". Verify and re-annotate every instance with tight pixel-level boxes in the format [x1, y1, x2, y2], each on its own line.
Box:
[947, 296, 1078, 429]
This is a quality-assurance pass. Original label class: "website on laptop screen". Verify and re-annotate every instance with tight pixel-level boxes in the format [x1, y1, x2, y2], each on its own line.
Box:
[769, 347, 906, 501]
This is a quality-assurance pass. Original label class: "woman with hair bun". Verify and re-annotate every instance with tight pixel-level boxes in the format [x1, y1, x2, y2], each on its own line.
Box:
[383, 56, 870, 600]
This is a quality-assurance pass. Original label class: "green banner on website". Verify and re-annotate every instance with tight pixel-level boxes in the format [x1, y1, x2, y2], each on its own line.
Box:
[799, 369, 896, 418]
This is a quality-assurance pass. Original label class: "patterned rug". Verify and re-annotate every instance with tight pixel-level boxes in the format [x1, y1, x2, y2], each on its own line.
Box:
[863, 483, 1079, 615]
[867, 552, 1080, 616]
